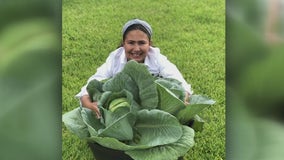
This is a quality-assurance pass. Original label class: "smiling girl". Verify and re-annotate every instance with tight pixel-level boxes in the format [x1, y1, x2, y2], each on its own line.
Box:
[76, 19, 193, 118]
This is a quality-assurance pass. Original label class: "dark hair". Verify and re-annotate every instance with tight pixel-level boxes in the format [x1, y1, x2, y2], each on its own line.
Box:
[118, 24, 152, 47]
[123, 24, 151, 41]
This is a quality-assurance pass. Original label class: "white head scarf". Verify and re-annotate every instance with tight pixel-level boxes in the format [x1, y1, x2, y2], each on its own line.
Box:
[122, 19, 152, 36]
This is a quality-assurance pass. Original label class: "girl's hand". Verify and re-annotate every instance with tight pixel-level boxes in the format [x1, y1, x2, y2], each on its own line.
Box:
[90, 102, 101, 119]
[184, 92, 190, 105]
[81, 95, 101, 119]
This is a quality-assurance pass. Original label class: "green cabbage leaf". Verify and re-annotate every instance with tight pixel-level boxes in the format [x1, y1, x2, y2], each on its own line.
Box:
[62, 60, 215, 159]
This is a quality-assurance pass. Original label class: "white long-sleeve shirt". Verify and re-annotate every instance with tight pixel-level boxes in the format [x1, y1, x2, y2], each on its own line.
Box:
[75, 46, 193, 98]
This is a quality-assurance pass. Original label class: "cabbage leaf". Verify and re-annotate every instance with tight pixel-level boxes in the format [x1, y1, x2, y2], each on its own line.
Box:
[62, 60, 215, 160]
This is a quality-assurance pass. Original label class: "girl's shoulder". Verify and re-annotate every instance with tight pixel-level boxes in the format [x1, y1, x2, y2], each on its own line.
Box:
[108, 47, 124, 58]
[149, 46, 168, 60]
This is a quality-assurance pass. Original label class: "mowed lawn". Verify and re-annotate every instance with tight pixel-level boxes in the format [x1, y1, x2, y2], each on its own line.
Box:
[62, 0, 225, 159]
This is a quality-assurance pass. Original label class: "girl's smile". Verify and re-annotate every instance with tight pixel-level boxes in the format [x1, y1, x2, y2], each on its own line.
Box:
[123, 30, 151, 63]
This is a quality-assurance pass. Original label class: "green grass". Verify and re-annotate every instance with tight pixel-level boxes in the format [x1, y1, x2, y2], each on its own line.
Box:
[62, 0, 225, 159]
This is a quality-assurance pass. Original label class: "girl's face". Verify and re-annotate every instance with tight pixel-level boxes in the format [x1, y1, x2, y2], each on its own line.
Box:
[123, 30, 151, 63]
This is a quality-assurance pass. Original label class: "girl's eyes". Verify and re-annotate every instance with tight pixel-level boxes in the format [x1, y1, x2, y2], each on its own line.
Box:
[138, 41, 146, 45]
[127, 41, 135, 45]
[127, 41, 147, 45]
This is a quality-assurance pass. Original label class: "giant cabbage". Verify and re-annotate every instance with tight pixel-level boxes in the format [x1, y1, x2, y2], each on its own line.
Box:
[63, 60, 215, 160]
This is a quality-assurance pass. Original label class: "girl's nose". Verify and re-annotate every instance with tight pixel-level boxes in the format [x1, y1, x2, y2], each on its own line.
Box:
[133, 44, 140, 51]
